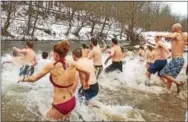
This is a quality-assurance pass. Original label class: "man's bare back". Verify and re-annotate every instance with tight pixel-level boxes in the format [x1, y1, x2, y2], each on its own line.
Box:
[88, 45, 102, 66]
[82, 49, 90, 58]
[111, 45, 124, 62]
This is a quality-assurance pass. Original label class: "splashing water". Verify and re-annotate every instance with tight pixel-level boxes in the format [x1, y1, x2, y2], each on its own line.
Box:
[2, 52, 187, 121]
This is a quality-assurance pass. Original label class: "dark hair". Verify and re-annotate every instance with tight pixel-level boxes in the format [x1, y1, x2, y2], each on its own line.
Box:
[26, 41, 34, 48]
[42, 52, 48, 59]
[72, 48, 82, 58]
[147, 45, 153, 51]
[13, 50, 18, 57]
[91, 37, 98, 46]
[112, 38, 118, 44]
[139, 46, 144, 50]
[82, 44, 87, 49]
[53, 40, 70, 58]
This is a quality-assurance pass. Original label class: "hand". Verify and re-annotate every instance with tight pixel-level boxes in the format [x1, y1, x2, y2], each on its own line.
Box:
[83, 82, 89, 90]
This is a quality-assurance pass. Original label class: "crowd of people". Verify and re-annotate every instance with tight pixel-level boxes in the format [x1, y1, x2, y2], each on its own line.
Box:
[2, 23, 188, 120]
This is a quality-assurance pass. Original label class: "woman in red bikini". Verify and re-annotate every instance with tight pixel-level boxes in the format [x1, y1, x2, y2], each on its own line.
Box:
[21, 40, 90, 120]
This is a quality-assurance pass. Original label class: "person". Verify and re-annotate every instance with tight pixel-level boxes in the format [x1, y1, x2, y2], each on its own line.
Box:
[3, 50, 23, 66]
[82, 44, 90, 57]
[157, 23, 187, 93]
[13, 41, 37, 80]
[19, 40, 90, 120]
[42, 52, 49, 59]
[72, 48, 99, 106]
[88, 37, 106, 79]
[146, 36, 171, 85]
[104, 38, 124, 73]
[145, 45, 155, 69]
[138, 46, 145, 62]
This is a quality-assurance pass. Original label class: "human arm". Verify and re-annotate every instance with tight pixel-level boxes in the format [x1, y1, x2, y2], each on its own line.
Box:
[32, 56, 37, 67]
[157, 33, 177, 40]
[22, 63, 53, 82]
[158, 41, 171, 58]
[13, 47, 27, 54]
[104, 48, 114, 65]
[88, 50, 94, 59]
[75, 64, 90, 90]
[101, 40, 107, 51]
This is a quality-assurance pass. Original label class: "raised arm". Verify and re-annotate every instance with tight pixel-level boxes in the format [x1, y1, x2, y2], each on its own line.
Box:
[13, 47, 27, 54]
[157, 33, 177, 40]
[101, 40, 107, 51]
[22, 63, 53, 82]
[105, 48, 114, 65]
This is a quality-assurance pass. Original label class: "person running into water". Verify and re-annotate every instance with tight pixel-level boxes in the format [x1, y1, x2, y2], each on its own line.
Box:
[3, 50, 23, 66]
[138, 46, 145, 62]
[158, 23, 187, 93]
[13, 41, 37, 80]
[88, 37, 106, 79]
[146, 36, 171, 85]
[104, 38, 124, 73]
[20, 40, 90, 120]
[145, 45, 155, 69]
[82, 43, 90, 57]
[72, 48, 100, 107]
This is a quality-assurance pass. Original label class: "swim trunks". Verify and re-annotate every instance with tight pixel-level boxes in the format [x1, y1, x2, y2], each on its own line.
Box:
[94, 65, 103, 79]
[160, 57, 184, 78]
[78, 82, 99, 101]
[105, 61, 123, 73]
[19, 65, 34, 77]
[148, 59, 167, 76]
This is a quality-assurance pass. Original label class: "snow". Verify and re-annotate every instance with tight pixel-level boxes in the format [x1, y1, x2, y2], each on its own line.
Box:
[1, 4, 173, 43]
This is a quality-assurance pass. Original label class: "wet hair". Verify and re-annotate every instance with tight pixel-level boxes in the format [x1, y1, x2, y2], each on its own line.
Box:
[12, 50, 18, 57]
[53, 40, 70, 58]
[72, 48, 82, 58]
[147, 45, 153, 51]
[26, 41, 34, 48]
[91, 37, 98, 46]
[112, 38, 118, 44]
[139, 46, 144, 50]
[42, 52, 48, 59]
[82, 44, 87, 49]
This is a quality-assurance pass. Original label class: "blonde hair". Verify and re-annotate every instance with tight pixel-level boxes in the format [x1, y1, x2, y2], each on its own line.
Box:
[172, 23, 182, 31]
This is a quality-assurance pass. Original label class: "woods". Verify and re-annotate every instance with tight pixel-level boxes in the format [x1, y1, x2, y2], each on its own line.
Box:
[1, 1, 187, 45]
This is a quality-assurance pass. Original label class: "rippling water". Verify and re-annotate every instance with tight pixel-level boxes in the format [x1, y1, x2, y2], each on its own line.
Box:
[2, 41, 188, 121]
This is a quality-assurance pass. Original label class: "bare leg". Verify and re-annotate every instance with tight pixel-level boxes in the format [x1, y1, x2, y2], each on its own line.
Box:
[46, 107, 67, 120]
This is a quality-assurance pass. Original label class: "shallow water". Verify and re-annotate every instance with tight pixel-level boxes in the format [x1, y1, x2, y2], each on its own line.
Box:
[1, 41, 188, 121]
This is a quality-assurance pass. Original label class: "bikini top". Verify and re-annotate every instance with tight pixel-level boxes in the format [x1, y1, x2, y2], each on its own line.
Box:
[49, 58, 73, 88]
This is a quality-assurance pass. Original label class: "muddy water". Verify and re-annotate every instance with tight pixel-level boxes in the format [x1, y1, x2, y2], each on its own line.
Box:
[1, 41, 187, 121]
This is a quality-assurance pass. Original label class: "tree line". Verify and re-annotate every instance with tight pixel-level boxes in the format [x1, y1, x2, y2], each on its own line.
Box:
[1, 1, 187, 45]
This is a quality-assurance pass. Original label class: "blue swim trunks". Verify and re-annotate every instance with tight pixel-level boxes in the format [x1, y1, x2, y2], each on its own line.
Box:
[148, 59, 167, 76]
[160, 57, 184, 78]
[78, 83, 99, 101]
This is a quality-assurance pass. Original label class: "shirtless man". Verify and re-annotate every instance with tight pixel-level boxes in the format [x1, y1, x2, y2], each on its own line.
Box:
[158, 23, 187, 93]
[146, 36, 171, 83]
[145, 45, 155, 69]
[88, 37, 106, 79]
[72, 48, 99, 106]
[82, 44, 90, 57]
[13, 41, 37, 79]
[104, 38, 124, 73]
[3, 50, 23, 66]
[138, 46, 145, 62]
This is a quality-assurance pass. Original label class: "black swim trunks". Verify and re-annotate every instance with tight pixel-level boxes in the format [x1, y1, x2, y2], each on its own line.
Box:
[19, 65, 34, 78]
[78, 82, 99, 101]
[94, 65, 103, 79]
[105, 61, 123, 73]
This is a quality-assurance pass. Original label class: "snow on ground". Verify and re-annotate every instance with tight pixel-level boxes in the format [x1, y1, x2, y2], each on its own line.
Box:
[1, 4, 172, 43]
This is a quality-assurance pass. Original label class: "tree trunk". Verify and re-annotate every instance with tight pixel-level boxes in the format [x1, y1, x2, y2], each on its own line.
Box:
[26, 1, 32, 35]
[74, 21, 84, 37]
[100, 16, 107, 36]
[120, 24, 124, 39]
[65, 8, 75, 35]
[31, 2, 39, 36]
[90, 21, 96, 36]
